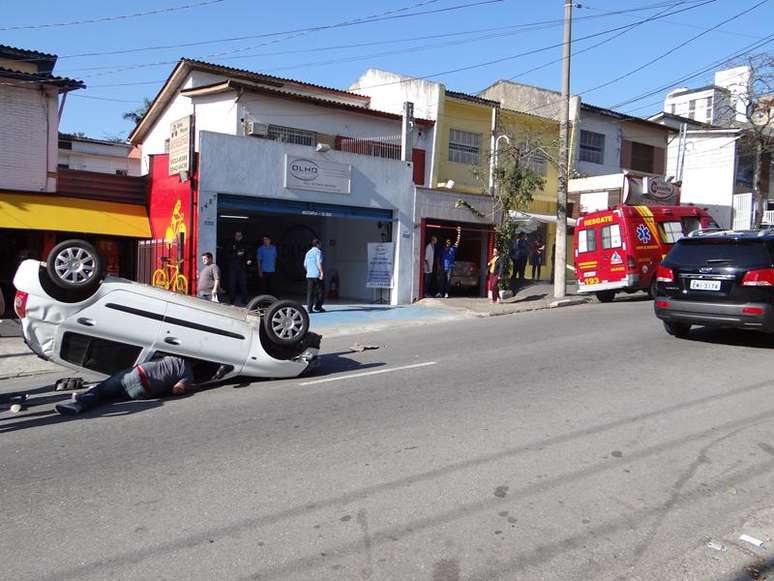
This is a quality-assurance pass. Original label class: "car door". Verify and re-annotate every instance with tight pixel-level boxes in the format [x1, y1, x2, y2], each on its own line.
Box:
[598, 218, 625, 285]
[57, 288, 167, 364]
[156, 301, 251, 371]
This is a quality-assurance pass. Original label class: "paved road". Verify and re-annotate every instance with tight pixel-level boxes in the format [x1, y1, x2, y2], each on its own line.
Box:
[2, 299, 774, 580]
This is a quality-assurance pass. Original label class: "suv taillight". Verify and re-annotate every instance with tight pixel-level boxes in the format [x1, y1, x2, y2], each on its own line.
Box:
[656, 265, 674, 283]
[14, 291, 28, 319]
[741, 268, 774, 286]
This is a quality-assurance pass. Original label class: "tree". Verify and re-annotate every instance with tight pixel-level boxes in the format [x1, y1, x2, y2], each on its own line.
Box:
[716, 54, 774, 227]
[122, 97, 153, 125]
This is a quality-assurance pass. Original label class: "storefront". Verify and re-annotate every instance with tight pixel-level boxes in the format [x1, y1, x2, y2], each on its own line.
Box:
[0, 191, 151, 313]
[414, 187, 496, 299]
[146, 131, 416, 304]
[569, 173, 680, 216]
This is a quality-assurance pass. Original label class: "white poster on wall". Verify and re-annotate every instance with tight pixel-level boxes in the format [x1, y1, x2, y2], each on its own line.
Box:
[284, 155, 351, 194]
[169, 115, 192, 175]
[366, 242, 394, 289]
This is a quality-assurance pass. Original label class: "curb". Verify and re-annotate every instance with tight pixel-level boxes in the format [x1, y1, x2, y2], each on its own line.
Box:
[0, 368, 60, 381]
[549, 297, 591, 309]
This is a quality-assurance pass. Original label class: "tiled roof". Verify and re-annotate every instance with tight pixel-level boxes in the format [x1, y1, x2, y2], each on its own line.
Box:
[0, 44, 56, 59]
[446, 90, 499, 106]
[0, 66, 84, 91]
[181, 59, 370, 101]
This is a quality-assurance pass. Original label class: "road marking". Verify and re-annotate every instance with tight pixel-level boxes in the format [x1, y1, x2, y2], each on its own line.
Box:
[299, 361, 438, 386]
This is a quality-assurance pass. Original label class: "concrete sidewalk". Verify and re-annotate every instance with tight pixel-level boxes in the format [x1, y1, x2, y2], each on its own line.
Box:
[0, 320, 64, 380]
[419, 280, 591, 317]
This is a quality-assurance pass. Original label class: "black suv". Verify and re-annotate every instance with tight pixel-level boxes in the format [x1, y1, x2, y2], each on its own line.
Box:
[654, 230, 774, 337]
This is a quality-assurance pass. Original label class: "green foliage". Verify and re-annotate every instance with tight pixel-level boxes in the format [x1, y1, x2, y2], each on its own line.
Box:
[122, 97, 153, 124]
[494, 161, 545, 221]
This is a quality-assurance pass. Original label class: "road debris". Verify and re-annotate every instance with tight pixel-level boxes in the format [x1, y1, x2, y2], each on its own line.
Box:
[739, 534, 766, 548]
[350, 343, 380, 352]
[705, 540, 727, 552]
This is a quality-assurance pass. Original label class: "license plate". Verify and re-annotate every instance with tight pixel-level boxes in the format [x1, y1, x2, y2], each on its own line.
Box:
[690, 279, 721, 291]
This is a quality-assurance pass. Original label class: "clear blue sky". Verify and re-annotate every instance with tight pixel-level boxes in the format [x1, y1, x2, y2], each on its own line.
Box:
[2, 0, 772, 139]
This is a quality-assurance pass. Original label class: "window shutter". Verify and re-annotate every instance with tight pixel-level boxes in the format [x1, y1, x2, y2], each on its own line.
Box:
[653, 147, 665, 175]
[620, 140, 633, 169]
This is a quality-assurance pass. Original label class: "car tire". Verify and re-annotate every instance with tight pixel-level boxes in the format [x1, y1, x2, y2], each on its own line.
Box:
[46, 240, 105, 294]
[596, 290, 616, 303]
[663, 320, 691, 338]
[246, 294, 277, 314]
[648, 278, 658, 300]
[263, 300, 309, 346]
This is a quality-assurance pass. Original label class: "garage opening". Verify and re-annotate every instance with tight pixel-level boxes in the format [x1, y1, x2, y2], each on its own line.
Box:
[217, 195, 394, 304]
[421, 219, 494, 298]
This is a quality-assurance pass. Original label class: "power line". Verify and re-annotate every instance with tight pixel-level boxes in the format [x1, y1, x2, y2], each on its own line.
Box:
[54, 0, 502, 61]
[576, 0, 771, 96]
[0, 0, 227, 32]
[503, 0, 711, 84]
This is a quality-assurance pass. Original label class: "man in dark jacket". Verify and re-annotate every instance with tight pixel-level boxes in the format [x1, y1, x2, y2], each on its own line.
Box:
[226, 231, 250, 306]
[55, 356, 195, 416]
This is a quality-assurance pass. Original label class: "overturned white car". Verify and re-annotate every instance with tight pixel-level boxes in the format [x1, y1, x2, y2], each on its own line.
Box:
[13, 240, 319, 382]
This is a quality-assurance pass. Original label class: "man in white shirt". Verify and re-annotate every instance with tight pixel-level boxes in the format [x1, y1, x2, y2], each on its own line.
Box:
[424, 235, 437, 297]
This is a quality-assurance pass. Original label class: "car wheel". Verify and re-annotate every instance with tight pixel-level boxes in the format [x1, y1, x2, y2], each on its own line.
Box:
[596, 290, 616, 303]
[46, 240, 104, 293]
[663, 321, 691, 338]
[263, 300, 309, 346]
[648, 278, 658, 300]
[246, 294, 278, 314]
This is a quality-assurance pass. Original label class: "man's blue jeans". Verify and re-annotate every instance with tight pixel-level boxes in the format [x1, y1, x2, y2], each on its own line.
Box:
[77, 368, 144, 410]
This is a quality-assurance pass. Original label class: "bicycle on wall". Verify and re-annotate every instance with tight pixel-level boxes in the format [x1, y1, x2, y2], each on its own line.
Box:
[152, 256, 188, 294]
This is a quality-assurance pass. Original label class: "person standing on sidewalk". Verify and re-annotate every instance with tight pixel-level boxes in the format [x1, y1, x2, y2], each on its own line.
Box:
[515, 232, 529, 282]
[424, 235, 438, 297]
[304, 238, 325, 313]
[487, 247, 506, 303]
[226, 231, 249, 307]
[440, 226, 462, 298]
[530, 238, 545, 280]
[55, 356, 194, 416]
[197, 252, 222, 301]
[256, 235, 278, 296]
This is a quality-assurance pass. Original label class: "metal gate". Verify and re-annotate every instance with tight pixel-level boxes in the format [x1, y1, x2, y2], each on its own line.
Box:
[136, 234, 189, 294]
[732, 193, 753, 230]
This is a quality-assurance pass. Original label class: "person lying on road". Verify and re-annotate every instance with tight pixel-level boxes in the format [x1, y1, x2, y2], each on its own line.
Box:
[55, 356, 194, 416]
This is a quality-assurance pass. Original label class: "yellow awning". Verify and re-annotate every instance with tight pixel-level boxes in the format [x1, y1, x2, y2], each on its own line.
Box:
[0, 192, 151, 238]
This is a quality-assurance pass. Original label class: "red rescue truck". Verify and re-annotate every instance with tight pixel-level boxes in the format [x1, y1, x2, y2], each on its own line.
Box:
[573, 205, 718, 302]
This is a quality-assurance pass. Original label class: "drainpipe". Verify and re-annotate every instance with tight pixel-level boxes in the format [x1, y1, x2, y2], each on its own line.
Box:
[488, 106, 498, 197]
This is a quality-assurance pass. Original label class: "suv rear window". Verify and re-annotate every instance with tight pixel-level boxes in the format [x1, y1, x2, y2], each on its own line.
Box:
[61, 332, 142, 375]
[667, 239, 774, 268]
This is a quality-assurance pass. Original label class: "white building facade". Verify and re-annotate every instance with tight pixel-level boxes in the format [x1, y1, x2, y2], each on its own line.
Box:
[58, 134, 141, 176]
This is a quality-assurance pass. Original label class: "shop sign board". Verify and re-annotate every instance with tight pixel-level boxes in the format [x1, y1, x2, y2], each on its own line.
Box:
[169, 116, 192, 175]
[366, 242, 394, 289]
[624, 175, 680, 206]
[284, 155, 351, 194]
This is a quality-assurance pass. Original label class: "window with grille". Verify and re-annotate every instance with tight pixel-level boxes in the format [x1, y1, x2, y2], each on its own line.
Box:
[659, 221, 683, 244]
[578, 229, 597, 253]
[601, 224, 622, 249]
[268, 125, 316, 146]
[448, 129, 481, 165]
[579, 130, 605, 164]
[521, 145, 548, 176]
[688, 99, 696, 119]
[670, 103, 676, 114]
[705, 96, 713, 122]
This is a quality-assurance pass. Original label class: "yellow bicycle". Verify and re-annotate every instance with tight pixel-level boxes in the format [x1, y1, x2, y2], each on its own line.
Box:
[151, 256, 188, 294]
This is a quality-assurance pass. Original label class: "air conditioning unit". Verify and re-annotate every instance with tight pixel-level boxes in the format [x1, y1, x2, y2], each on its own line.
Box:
[246, 121, 269, 137]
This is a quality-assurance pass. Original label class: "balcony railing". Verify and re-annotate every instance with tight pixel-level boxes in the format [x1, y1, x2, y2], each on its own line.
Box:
[762, 210, 774, 225]
[335, 135, 402, 160]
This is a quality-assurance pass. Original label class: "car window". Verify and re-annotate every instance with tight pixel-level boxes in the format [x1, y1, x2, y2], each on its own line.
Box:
[600, 224, 622, 249]
[60, 332, 142, 375]
[578, 229, 597, 253]
[659, 221, 684, 244]
[667, 240, 774, 268]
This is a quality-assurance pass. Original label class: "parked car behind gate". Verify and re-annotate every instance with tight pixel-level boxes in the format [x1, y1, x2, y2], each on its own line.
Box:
[654, 229, 774, 337]
[450, 260, 479, 292]
[574, 205, 718, 303]
[13, 240, 319, 382]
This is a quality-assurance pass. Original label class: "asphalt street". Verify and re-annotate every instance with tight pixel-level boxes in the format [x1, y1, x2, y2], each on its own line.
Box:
[3, 299, 774, 580]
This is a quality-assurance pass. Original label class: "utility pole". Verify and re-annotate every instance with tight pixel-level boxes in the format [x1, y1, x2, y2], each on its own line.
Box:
[401, 101, 414, 162]
[553, 0, 573, 299]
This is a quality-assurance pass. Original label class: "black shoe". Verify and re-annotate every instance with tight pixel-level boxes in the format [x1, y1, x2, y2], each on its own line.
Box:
[55, 401, 84, 416]
[314, 307, 326, 313]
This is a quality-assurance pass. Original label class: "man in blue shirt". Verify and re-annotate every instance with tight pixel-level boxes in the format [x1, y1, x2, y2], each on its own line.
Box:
[256, 235, 278, 295]
[440, 226, 462, 298]
[303, 238, 325, 313]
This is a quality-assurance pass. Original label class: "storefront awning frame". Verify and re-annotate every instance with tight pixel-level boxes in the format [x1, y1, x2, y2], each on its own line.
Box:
[218, 194, 395, 222]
